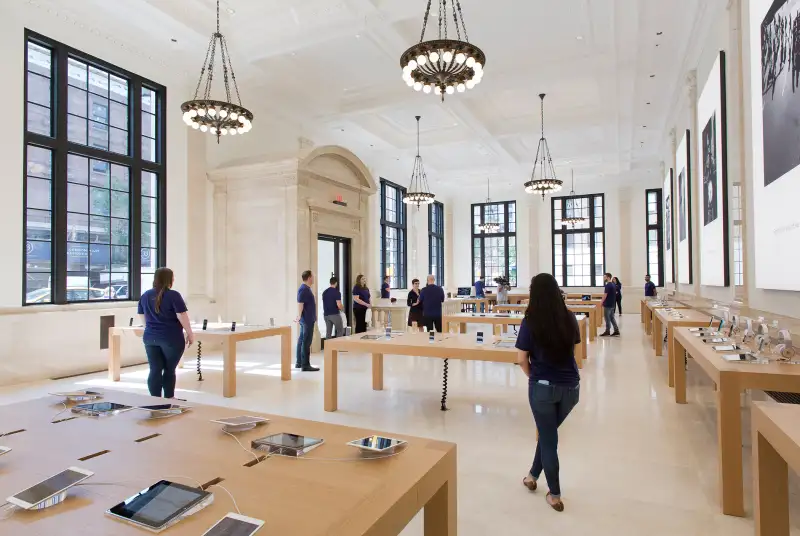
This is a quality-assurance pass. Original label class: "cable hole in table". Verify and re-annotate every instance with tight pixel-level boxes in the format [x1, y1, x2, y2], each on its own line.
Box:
[78, 449, 110, 461]
[134, 433, 161, 443]
[200, 477, 225, 490]
[243, 455, 268, 467]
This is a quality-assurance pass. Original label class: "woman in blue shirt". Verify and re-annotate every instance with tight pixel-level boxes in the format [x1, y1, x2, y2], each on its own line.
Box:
[352, 274, 372, 333]
[137, 267, 194, 398]
[612, 276, 623, 315]
[515, 273, 580, 512]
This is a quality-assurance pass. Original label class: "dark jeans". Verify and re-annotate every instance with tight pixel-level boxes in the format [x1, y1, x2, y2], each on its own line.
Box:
[354, 308, 368, 333]
[529, 382, 580, 497]
[296, 320, 315, 368]
[616, 294, 622, 315]
[603, 306, 619, 333]
[423, 315, 442, 333]
[144, 339, 185, 398]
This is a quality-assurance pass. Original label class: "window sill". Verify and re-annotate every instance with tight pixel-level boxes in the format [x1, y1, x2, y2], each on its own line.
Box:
[0, 301, 137, 316]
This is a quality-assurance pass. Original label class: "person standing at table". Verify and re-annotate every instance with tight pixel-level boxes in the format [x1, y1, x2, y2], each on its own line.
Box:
[612, 276, 623, 315]
[419, 274, 445, 332]
[381, 275, 391, 299]
[352, 274, 372, 333]
[137, 267, 194, 399]
[407, 278, 424, 328]
[644, 274, 658, 298]
[474, 277, 485, 298]
[295, 270, 319, 372]
[516, 273, 580, 512]
[322, 276, 344, 339]
[600, 272, 620, 337]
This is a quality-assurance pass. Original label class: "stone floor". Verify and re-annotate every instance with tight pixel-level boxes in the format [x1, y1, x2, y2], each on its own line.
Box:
[1, 314, 798, 535]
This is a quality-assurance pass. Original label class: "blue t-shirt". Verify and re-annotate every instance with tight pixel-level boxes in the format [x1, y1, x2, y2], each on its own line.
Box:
[297, 284, 316, 325]
[602, 282, 616, 307]
[138, 288, 188, 345]
[419, 284, 445, 317]
[515, 316, 580, 387]
[474, 280, 485, 298]
[353, 285, 371, 309]
[381, 282, 390, 299]
[644, 281, 657, 297]
[322, 287, 342, 316]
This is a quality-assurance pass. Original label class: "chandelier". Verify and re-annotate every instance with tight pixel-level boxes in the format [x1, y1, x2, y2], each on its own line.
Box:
[562, 170, 586, 227]
[403, 116, 436, 207]
[400, 0, 485, 101]
[477, 178, 500, 233]
[524, 94, 562, 199]
[181, 0, 253, 142]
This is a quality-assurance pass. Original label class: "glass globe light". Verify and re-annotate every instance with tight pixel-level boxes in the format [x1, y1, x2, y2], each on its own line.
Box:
[434, 86, 442, 95]
[210, 127, 217, 134]
[189, 109, 198, 117]
[466, 80, 475, 89]
[466, 56, 476, 67]
[191, 122, 200, 129]
[423, 84, 432, 94]
[403, 65, 411, 74]
[230, 112, 239, 121]
[197, 107, 206, 116]
[220, 109, 228, 118]
[239, 115, 246, 124]
[208, 108, 217, 117]
[200, 125, 208, 132]
[474, 62, 483, 72]
[413, 82, 423, 91]
[446, 85, 455, 94]
[473, 76, 482, 85]
[406, 78, 415, 87]
[237, 127, 244, 134]
[443, 50, 453, 62]
[457, 83, 466, 93]
[230, 129, 237, 136]
[182, 112, 191, 122]
[455, 52, 466, 64]
[429, 51, 440, 62]
[408, 59, 418, 70]
[220, 128, 228, 135]
[417, 54, 427, 65]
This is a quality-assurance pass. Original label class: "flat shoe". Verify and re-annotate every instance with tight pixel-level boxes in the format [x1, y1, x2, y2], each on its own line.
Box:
[522, 476, 537, 491]
[546, 492, 564, 512]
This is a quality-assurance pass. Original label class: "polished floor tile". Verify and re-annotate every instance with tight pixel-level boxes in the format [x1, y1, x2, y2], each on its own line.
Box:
[1, 314, 799, 534]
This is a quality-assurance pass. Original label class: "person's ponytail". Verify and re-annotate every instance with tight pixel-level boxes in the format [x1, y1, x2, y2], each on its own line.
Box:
[152, 267, 174, 314]
[155, 287, 166, 314]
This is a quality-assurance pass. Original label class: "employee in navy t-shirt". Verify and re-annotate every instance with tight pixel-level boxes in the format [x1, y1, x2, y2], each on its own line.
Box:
[515, 273, 580, 512]
[381, 275, 391, 299]
[137, 267, 194, 398]
[295, 270, 319, 371]
[352, 274, 372, 333]
[600, 272, 620, 337]
[644, 274, 658, 298]
[322, 276, 344, 339]
[419, 274, 445, 332]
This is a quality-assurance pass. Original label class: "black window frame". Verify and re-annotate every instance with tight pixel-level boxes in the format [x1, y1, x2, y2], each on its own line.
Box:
[645, 188, 665, 287]
[551, 193, 606, 287]
[471, 201, 517, 287]
[379, 178, 407, 289]
[428, 201, 444, 286]
[23, 30, 167, 305]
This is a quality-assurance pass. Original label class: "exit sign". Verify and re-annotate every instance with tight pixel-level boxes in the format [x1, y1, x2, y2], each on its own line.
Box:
[332, 194, 347, 207]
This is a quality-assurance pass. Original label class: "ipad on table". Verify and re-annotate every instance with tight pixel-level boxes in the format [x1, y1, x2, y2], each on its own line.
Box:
[106, 480, 211, 533]
[71, 402, 132, 417]
[6, 467, 94, 509]
[210, 416, 269, 427]
[202, 513, 264, 536]
[347, 435, 407, 452]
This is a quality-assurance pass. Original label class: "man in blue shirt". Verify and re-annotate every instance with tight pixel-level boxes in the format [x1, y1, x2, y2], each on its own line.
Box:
[381, 275, 391, 299]
[474, 278, 485, 298]
[419, 274, 445, 332]
[295, 270, 319, 371]
[644, 274, 658, 298]
[322, 276, 344, 339]
[600, 272, 620, 337]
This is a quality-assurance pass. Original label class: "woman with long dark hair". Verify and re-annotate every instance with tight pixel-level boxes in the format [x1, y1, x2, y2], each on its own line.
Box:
[137, 267, 194, 398]
[515, 273, 580, 512]
[352, 274, 372, 333]
[612, 276, 623, 315]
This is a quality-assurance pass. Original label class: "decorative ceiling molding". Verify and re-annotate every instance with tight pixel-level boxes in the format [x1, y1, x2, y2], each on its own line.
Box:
[206, 159, 299, 185]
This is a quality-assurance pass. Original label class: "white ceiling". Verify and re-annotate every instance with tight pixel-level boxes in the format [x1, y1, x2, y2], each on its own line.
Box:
[32, 0, 718, 194]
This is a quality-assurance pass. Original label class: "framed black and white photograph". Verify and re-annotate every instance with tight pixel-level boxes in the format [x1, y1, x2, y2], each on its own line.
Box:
[676, 130, 692, 285]
[748, 0, 800, 290]
[678, 169, 686, 242]
[663, 168, 674, 284]
[697, 51, 729, 287]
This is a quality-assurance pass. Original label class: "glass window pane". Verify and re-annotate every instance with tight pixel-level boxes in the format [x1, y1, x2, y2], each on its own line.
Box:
[109, 128, 129, 155]
[90, 244, 110, 271]
[110, 165, 129, 191]
[27, 177, 51, 210]
[142, 112, 156, 138]
[68, 86, 87, 117]
[88, 66, 109, 96]
[109, 74, 128, 103]
[88, 121, 109, 150]
[142, 137, 156, 162]
[68, 58, 87, 89]
[68, 115, 87, 144]
[26, 273, 52, 303]
[142, 172, 157, 197]
[27, 72, 51, 107]
[111, 245, 128, 272]
[67, 154, 88, 184]
[26, 209, 51, 241]
[88, 93, 109, 124]
[27, 243, 52, 272]
[27, 146, 52, 179]
[142, 87, 156, 113]
[111, 191, 129, 219]
[112, 218, 129, 246]
[109, 101, 128, 130]
[27, 103, 51, 136]
[27, 42, 52, 77]
[90, 187, 110, 216]
[142, 196, 157, 223]
[67, 212, 89, 241]
[90, 215, 110, 244]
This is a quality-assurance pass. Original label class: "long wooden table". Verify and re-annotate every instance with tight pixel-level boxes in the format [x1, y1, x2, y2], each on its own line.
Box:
[672, 327, 800, 517]
[752, 402, 800, 536]
[651, 308, 711, 387]
[0, 391, 456, 536]
[494, 303, 598, 341]
[566, 292, 604, 300]
[108, 323, 292, 398]
[642, 300, 689, 335]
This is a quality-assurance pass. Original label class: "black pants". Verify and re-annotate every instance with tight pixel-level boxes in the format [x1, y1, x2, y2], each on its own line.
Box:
[354, 308, 368, 333]
[529, 382, 580, 497]
[423, 315, 442, 333]
[144, 339, 185, 398]
[616, 294, 622, 315]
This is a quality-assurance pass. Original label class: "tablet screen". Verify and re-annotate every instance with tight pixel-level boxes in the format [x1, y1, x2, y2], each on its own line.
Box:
[349, 436, 405, 450]
[108, 480, 208, 529]
[13, 469, 90, 504]
[203, 516, 262, 536]
[261, 433, 322, 449]
[213, 416, 268, 426]
[75, 402, 130, 412]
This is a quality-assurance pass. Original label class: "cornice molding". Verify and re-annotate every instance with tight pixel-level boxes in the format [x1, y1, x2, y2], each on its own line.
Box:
[206, 159, 299, 185]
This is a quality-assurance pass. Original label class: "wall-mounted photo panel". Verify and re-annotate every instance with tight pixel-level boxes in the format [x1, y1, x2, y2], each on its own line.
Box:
[663, 168, 674, 284]
[697, 51, 730, 287]
[676, 130, 693, 284]
[749, 0, 800, 290]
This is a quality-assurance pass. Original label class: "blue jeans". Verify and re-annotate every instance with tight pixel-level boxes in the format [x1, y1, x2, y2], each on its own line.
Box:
[529, 382, 580, 497]
[144, 339, 185, 398]
[603, 306, 619, 333]
[296, 320, 315, 368]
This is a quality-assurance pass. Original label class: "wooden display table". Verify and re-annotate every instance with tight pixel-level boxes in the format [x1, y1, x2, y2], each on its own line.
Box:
[651, 308, 711, 387]
[370, 299, 409, 329]
[566, 304, 600, 340]
[0, 392, 456, 536]
[672, 328, 800, 517]
[452, 297, 489, 313]
[108, 324, 292, 398]
[494, 304, 526, 313]
[642, 300, 689, 335]
[566, 292, 604, 300]
[752, 402, 800, 536]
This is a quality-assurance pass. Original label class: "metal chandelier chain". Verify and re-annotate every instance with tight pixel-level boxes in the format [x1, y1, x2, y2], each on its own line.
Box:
[418, 0, 470, 43]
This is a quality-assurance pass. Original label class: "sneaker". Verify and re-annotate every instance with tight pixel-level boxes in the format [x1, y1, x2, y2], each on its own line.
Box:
[611, 332, 620, 337]
[599, 332, 611, 337]
[301, 366, 320, 372]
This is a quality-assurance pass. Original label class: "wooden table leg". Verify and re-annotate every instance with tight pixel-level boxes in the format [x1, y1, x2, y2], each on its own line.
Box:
[108, 332, 121, 381]
[575, 340, 584, 369]
[280, 329, 291, 381]
[646, 309, 653, 335]
[718, 375, 745, 517]
[581, 320, 588, 359]
[673, 338, 686, 400]
[459, 322, 466, 334]
[324, 347, 339, 412]
[667, 325, 675, 385]
[753, 428, 789, 535]
[588, 311, 596, 341]
[654, 317, 663, 355]
[222, 339, 236, 398]
[372, 353, 383, 391]
[424, 454, 457, 536]
[641, 301, 645, 323]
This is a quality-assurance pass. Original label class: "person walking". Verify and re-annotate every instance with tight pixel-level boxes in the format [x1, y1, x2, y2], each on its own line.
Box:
[419, 274, 445, 332]
[380, 275, 391, 299]
[516, 273, 580, 512]
[407, 278, 424, 329]
[600, 272, 620, 337]
[295, 270, 319, 371]
[352, 274, 372, 333]
[137, 267, 194, 398]
[612, 276, 623, 315]
[644, 274, 658, 298]
[322, 276, 344, 339]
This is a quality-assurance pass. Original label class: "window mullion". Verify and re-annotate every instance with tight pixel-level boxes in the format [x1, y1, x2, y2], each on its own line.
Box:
[130, 78, 143, 299]
[52, 42, 69, 305]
